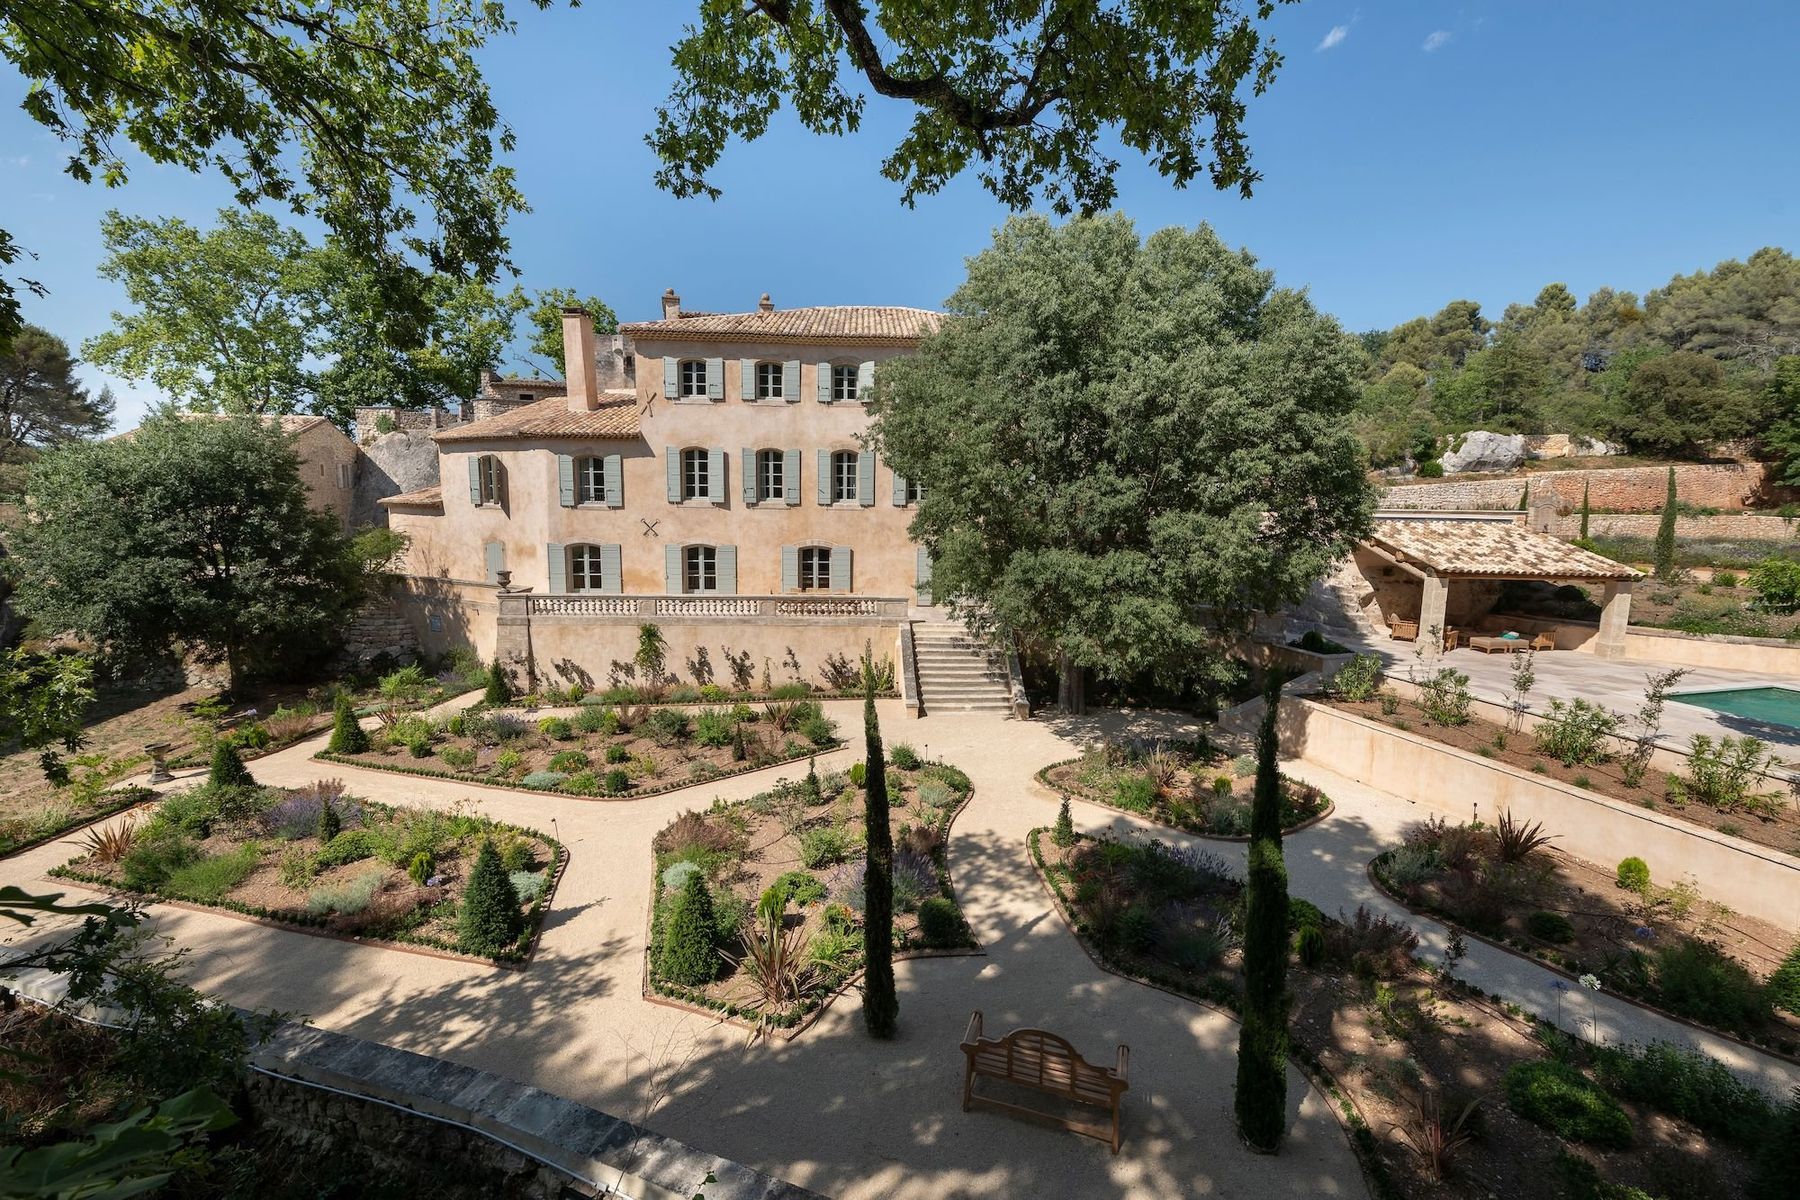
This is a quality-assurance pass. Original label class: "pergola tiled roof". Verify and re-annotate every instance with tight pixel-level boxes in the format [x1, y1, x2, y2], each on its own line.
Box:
[432, 392, 641, 444]
[378, 485, 442, 509]
[620, 306, 943, 346]
[1366, 517, 1642, 582]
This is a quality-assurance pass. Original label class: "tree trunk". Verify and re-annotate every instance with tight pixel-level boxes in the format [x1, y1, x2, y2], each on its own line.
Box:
[1056, 650, 1085, 714]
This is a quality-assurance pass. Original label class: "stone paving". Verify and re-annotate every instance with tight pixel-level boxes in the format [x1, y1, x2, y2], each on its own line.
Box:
[7, 695, 1800, 1199]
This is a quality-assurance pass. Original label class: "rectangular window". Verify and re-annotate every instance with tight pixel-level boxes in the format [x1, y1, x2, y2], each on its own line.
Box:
[831, 451, 858, 503]
[684, 545, 717, 593]
[798, 547, 832, 591]
[478, 455, 503, 505]
[578, 457, 604, 503]
[681, 448, 709, 500]
[757, 450, 784, 501]
[831, 364, 860, 402]
[906, 478, 925, 504]
[755, 361, 784, 401]
[570, 545, 603, 591]
[679, 359, 707, 398]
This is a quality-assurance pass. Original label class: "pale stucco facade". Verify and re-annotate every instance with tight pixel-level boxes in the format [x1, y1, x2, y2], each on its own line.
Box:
[381, 295, 939, 687]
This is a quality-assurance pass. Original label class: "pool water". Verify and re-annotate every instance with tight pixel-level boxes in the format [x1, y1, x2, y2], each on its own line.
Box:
[1673, 686, 1800, 729]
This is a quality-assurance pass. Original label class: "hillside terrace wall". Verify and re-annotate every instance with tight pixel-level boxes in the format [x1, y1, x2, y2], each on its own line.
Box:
[1546, 512, 1800, 542]
[1382, 462, 1784, 514]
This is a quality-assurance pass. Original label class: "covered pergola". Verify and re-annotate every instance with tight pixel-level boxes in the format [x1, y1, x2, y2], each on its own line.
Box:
[1358, 514, 1643, 660]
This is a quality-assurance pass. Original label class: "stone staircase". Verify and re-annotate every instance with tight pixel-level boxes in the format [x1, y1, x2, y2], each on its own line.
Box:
[909, 622, 1015, 714]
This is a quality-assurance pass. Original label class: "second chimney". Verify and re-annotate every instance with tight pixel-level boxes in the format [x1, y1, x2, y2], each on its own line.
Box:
[661, 288, 681, 321]
[562, 307, 600, 412]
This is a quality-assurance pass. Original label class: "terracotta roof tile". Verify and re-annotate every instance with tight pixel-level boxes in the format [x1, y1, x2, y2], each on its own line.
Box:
[433, 392, 640, 444]
[1367, 517, 1642, 581]
[620, 305, 942, 345]
[378, 485, 442, 509]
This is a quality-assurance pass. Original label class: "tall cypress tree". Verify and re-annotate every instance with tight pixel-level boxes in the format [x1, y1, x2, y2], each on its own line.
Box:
[860, 644, 898, 1038]
[1579, 481, 1591, 540]
[1653, 466, 1678, 579]
[1235, 674, 1291, 1152]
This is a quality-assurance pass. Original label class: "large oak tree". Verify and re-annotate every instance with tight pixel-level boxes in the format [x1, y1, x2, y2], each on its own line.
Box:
[870, 214, 1372, 710]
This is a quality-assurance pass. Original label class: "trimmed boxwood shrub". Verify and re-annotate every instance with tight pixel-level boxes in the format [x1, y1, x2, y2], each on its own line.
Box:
[483, 660, 511, 705]
[655, 872, 719, 986]
[1616, 856, 1651, 894]
[209, 742, 255, 788]
[1526, 910, 1576, 944]
[917, 896, 961, 947]
[458, 839, 523, 956]
[1505, 1060, 1632, 1148]
[848, 761, 867, 787]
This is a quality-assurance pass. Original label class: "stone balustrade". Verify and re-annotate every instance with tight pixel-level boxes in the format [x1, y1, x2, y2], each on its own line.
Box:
[519, 593, 905, 622]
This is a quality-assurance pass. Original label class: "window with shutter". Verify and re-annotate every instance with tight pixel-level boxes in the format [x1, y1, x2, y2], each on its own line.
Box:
[856, 360, 874, 400]
[683, 545, 718, 593]
[569, 544, 611, 592]
[755, 449, 785, 502]
[754, 361, 784, 400]
[680, 448, 709, 500]
[557, 455, 575, 507]
[547, 543, 567, 593]
[739, 358, 755, 399]
[664, 543, 682, 593]
[784, 448, 802, 505]
[662, 356, 679, 398]
[665, 446, 681, 502]
[715, 544, 737, 594]
[705, 357, 724, 399]
[798, 546, 831, 591]
[829, 545, 853, 591]
[484, 541, 505, 584]
[602, 454, 623, 507]
[830, 364, 859, 402]
[782, 360, 801, 402]
[856, 452, 875, 507]
[830, 451, 858, 503]
[678, 360, 707, 398]
[780, 545, 799, 592]
[599, 544, 622, 593]
[706, 447, 725, 503]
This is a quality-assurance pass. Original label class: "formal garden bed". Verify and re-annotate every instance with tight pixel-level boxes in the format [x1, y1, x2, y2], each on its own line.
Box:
[1027, 827, 1793, 1200]
[1322, 658, 1800, 856]
[50, 775, 562, 963]
[1371, 814, 1800, 1057]
[644, 745, 976, 1033]
[1037, 737, 1332, 838]
[316, 697, 840, 798]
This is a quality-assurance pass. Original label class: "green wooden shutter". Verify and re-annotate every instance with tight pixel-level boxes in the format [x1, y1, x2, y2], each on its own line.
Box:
[662, 357, 679, 398]
[600, 544, 621, 593]
[784, 448, 801, 505]
[557, 455, 575, 507]
[484, 541, 504, 584]
[492, 458, 506, 507]
[665, 446, 681, 502]
[829, 546, 852, 591]
[705, 357, 724, 399]
[707, 447, 725, 503]
[816, 450, 830, 504]
[546, 543, 565, 593]
[739, 358, 755, 399]
[664, 543, 682, 593]
[603, 454, 622, 507]
[915, 546, 932, 601]
[857, 360, 874, 400]
[816, 364, 832, 404]
[716, 544, 737, 594]
[891, 468, 907, 506]
[781, 546, 799, 592]
[783, 360, 800, 402]
[467, 456, 483, 506]
[857, 452, 875, 507]
[741, 448, 756, 504]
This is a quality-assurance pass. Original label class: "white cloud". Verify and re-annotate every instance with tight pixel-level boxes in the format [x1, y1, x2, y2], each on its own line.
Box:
[1316, 25, 1349, 51]
[1422, 30, 1453, 52]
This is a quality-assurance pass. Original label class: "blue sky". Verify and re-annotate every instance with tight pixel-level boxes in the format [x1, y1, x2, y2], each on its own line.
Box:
[3, 2, 1796, 428]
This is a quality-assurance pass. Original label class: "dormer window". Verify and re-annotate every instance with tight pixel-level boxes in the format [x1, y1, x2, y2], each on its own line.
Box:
[755, 361, 784, 400]
[679, 359, 708, 398]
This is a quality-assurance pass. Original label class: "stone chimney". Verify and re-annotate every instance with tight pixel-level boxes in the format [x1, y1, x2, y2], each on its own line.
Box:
[562, 307, 600, 412]
[758, 292, 774, 313]
[476, 368, 496, 398]
[661, 288, 680, 321]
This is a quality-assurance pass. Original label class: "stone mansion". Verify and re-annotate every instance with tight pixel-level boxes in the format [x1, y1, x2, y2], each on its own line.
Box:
[378, 291, 1003, 702]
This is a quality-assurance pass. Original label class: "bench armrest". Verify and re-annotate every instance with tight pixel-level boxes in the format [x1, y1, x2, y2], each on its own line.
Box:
[1115, 1043, 1129, 1085]
[963, 1010, 984, 1048]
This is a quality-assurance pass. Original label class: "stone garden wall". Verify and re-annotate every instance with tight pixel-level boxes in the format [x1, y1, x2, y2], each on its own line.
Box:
[1382, 462, 1785, 514]
[1544, 512, 1800, 542]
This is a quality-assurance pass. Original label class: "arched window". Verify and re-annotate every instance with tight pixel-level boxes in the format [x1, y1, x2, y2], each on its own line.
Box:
[798, 546, 832, 591]
[755, 449, 785, 501]
[569, 544, 605, 592]
[830, 450, 858, 503]
[680, 448, 710, 500]
[678, 359, 707, 398]
[684, 545, 718, 593]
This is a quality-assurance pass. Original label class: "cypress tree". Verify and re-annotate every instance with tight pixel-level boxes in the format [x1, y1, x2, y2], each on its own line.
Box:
[1235, 674, 1291, 1153]
[459, 839, 523, 956]
[655, 872, 720, 986]
[327, 692, 369, 754]
[861, 645, 898, 1039]
[208, 740, 254, 788]
[1052, 794, 1076, 848]
[1654, 467, 1678, 579]
[1578, 481, 1591, 540]
[317, 796, 341, 843]
[483, 659, 512, 706]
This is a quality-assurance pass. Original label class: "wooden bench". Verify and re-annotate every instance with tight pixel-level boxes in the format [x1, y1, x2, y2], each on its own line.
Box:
[1389, 618, 1419, 641]
[959, 1011, 1129, 1153]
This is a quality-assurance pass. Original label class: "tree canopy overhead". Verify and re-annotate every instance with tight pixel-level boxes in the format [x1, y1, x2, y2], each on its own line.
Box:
[0, 0, 527, 345]
[654, 0, 1294, 215]
[871, 214, 1372, 709]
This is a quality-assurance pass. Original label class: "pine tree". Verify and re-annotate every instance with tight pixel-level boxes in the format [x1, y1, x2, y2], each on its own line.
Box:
[655, 872, 720, 986]
[1578, 481, 1591, 541]
[860, 646, 898, 1038]
[1053, 794, 1076, 848]
[327, 692, 369, 754]
[458, 839, 523, 957]
[1235, 674, 1291, 1153]
[1654, 466, 1678, 579]
[208, 740, 254, 788]
[483, 659, 511, 706]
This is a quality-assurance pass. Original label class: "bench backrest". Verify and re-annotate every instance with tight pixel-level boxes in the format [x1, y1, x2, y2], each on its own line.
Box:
[968, 1028, 1116, 1096]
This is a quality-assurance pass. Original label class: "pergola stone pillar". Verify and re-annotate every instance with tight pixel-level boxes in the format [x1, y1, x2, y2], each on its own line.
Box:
[495, 586, 536, 690]
[1418, 571, 1450, 660]
[1596, 580, 1634, 660]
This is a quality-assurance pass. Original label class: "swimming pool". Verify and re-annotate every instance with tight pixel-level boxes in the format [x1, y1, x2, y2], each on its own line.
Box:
[1671, 685, 1800, 730]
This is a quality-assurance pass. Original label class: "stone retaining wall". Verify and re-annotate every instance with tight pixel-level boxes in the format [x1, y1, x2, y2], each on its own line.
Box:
[1547, 512, 1800, 542]
[1382, 462, 1785, 514]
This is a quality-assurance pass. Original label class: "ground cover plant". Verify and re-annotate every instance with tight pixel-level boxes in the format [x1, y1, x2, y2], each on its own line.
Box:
[1372, 814, 1800, 1053]
[317, 698, 839, 797]
[1028, 827, 1783, 1199]
[1040, 735, 1330, 837]
[644, 755, 974, 1030]
[50, 778, 561, 962]
[1323, 687, 1800, 856]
